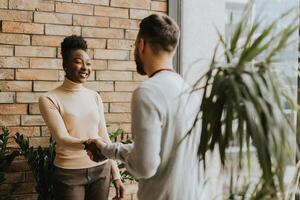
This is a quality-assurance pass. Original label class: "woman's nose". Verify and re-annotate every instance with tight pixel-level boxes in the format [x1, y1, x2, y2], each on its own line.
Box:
[81, 62, 87, 70]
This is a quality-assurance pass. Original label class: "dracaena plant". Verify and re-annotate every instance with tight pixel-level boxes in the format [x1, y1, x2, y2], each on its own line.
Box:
[109, 128, 136, 182]
[190, 2, 299, 199]
[0, 127, 19, 184]
[14, 133, 56, 200]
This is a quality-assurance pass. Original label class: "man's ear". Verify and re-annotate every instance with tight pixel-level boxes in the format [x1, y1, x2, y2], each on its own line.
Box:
[138, 38, 145, 53]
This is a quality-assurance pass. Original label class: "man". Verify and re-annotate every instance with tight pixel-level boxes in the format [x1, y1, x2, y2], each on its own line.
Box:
[87, 14, 204, 200]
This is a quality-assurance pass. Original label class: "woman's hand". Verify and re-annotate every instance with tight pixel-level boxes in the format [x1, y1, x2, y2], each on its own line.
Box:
[112, 179, 125, 200]
[86, 138, 107, 149]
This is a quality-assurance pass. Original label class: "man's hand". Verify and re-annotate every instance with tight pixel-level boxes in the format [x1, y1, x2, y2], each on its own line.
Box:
[112, 179, 125, 200]
[86, 138, 107, 149]
[85, 138, 107, 162]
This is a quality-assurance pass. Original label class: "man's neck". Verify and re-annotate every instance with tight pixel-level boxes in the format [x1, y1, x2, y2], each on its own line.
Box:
[145, 58, 174, 77]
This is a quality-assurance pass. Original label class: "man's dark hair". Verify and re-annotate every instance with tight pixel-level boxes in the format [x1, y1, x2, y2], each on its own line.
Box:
[61, 35, 88, 67]
[138, 14, 180, 53]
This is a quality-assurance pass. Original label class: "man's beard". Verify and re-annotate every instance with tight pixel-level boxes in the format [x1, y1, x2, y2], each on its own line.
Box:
[134, 48, 147, 76]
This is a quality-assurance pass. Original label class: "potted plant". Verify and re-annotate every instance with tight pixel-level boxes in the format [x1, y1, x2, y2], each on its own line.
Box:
[0, 127, 19, 184]
[190, 3, 299, 199]
[14, 133, 55, 200]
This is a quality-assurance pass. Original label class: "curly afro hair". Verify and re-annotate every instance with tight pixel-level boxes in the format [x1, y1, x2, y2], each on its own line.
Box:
[61, 35, 88, 67]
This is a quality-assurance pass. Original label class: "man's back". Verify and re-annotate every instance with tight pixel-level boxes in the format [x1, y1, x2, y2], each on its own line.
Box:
[132, 70, 203, 200]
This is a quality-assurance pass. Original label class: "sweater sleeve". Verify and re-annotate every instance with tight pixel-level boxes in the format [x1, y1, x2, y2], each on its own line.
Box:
[96, 94, 121, 180]
[101, 87, 164, 179]
[39, 95, 85, 150]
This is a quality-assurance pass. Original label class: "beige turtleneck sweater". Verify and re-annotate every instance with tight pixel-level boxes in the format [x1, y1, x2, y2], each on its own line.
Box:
[39, 78, 120, 180]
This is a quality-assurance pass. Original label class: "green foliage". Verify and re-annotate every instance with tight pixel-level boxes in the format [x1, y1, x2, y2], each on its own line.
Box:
[109, 128, 135, 182]
[14, 133, 56, 200]
[0, 127, 19, 184]
[10, 128, 134, 200]
[191, 4, 299, 199]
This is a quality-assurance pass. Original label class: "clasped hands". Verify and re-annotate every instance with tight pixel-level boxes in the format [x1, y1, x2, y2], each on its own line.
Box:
[84, 138, 124, 200]
[84, 138, 107, 162]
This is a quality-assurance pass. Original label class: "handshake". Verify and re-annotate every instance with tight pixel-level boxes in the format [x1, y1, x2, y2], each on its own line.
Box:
[83, 139, 107, 162]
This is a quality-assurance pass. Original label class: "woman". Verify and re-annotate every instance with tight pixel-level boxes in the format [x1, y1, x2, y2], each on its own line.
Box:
[39, 35, 124, 200]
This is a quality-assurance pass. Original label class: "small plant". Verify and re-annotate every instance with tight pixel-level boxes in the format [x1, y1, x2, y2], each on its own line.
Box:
[14, 133, 56, 200]
[109, 128, 136, 182]
[0, 127, 19, 184]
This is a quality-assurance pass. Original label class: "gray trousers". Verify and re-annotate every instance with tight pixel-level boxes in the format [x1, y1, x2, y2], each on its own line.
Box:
[53, 162, 111, 200]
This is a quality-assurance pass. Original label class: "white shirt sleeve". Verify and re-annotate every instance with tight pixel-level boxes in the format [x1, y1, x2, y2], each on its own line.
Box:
[102, 87, 165, 179]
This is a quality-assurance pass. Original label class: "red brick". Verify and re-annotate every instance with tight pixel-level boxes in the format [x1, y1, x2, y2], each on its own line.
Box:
[108, 60, 136, 71]
[107, 123, 131, 133]
[30, 58, 62, 69]
[46, 24, 81, 36]
[16, 69, 58, 80]
[91, 60, 107, 70]
[94, 6, 128, 18]
[115, 81, 140, 91]
[110, 102, 131, 112]
[9, 0, 54, 11]
[84, 81, 114, 92]
[110, 18, 139, 30]
[125, 30, 138, 40]
[25, 171, 35, 182]
[130, 9, 160, 19]
[107, 39, 135, 50]
[94, 49, 129, 60]
[2, 172, 25, 183]
[56, 2, 93, 15]
[85, 38, 106, 49]
[15, 46, 56, 57]
[100, 92, 132, 102]
[0, 33, 30, 45]
[0, 57, 29, 68]
[0, 92, 14, 103]
[33, 81, 62, 91]
[96, 71, 132, 81]
[0, 0, 7, 8]
[0, 81, 32, 91]
[111, 0, 150, 9]
[73, 15, 109, 27]
[34, 12, 72, 25]
[82, 27, 123, 39]
[2, 21, 44, 34]
[129, 49, 135, 60]
[87, 49, 94, 59]
[105, 113, 131, 123]
[0, 104, 27, 114]
[16, 92, 44, 103]
[21, 115, 45, 126]
[32, 35, 64, 47]
[133, 72, 148, 81]
[29, 137, 49, 148]
[0, 115, 20, 126]
[73, 0, 108, 5]
[0, 69, 14, 80]
[9, 126, 40, 137]
[0, 10, 32, 22]
[0, 45, 13, 56]
[41, 126, 50, 136]
[151, 1, 167, 12]
[28, 103, 40, 114]
[15, 182, 37, 194]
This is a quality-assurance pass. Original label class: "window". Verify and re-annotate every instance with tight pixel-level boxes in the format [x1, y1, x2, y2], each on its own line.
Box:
[170, 0, 299, 197]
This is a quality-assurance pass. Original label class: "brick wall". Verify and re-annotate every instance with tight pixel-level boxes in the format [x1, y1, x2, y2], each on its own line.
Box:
[0, 0, 168, 199]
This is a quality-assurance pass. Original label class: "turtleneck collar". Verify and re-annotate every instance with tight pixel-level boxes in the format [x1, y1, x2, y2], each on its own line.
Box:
[61, 77, 83, 92]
